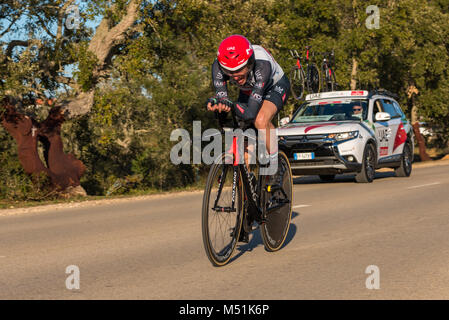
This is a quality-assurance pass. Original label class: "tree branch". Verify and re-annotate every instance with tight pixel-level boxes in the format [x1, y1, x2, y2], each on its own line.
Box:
[62, 0, 142, 117]
[56, 0, 76, 41]
[35, 13, 57, 38]
[88, 0, 141, 72]
[5, 40, 29, 57]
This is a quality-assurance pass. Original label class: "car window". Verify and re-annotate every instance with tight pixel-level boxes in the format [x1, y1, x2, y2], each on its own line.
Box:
[392, 101, 405, 118]
[291, 99, 368, 123]
[381, 99, 400, 118]
[372, 100, 383, 121]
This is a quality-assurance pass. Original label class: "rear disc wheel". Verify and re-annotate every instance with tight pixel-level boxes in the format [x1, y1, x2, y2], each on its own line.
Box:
[260, 151, 293, 252]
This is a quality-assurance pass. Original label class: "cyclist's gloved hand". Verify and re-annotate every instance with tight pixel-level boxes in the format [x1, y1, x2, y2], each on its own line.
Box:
[206, 97, 219, 111]
[207, 96, 233, 113]
[218, 98, 234, 108]
[216, 98, 233, 113]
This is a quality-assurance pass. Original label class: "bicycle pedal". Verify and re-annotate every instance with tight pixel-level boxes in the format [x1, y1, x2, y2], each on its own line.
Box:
[238, 230, 250, 243]
[266, 184, 281, 193]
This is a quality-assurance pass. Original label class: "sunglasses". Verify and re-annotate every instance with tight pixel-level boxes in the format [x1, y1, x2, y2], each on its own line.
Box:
[220, 65, 249, 77]
[353, 107, 362, 111]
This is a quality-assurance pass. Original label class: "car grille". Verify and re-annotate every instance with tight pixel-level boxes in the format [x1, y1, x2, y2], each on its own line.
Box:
[283, 134, 327, 141]
[292, 161, 326, 166]
[289, 159, 342, 167]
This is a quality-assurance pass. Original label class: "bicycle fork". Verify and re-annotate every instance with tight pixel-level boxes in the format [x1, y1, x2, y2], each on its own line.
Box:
[212, 165, 237, 213]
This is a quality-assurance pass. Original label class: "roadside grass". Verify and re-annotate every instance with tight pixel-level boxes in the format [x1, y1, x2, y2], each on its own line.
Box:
[413, 146, 449, 162]
[0, 175, 207, 210]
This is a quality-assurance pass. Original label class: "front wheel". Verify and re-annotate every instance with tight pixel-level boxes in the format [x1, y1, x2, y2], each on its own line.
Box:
[395, 142, 413, 177]
[289, 66, 305, 100]
[307, 63, 321, 94]
[321, 65, 337, 92]
[202, 154, 243, 266]
[260, 151, 293, 252]
[355, 144, 376, 183]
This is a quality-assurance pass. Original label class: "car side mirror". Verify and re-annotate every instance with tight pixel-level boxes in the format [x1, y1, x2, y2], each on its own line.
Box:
[279, 117, 290, 126]
[375, 112, 391, 122]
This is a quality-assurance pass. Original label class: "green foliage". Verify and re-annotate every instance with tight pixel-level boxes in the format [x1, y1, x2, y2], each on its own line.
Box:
[1, 0, 449, 200]
[73, 42, 99, 92]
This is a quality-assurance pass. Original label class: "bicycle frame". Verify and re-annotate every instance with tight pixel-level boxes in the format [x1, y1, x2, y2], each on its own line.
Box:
[290, 47, 311, 70]
[290, 47, 320, 94]
[212, 106, 289, 221]
[213, 135, 263, 216]
[322, 50, 335, 78]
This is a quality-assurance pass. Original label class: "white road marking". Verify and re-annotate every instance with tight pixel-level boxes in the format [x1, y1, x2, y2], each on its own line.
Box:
[293, 204, 311, 209]
[406, 182, 441, 189]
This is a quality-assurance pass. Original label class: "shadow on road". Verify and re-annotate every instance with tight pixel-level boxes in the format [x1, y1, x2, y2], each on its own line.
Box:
[293, 171, 397, 185]
[229, 211, 300, 265]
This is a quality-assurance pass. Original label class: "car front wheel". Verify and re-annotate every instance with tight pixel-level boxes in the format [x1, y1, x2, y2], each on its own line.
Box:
[395, 142, 413, 177]
[355, 144, 376, 183]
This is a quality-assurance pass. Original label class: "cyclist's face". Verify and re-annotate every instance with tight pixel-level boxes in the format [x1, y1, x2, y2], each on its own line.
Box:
[224, 66, 249, 85]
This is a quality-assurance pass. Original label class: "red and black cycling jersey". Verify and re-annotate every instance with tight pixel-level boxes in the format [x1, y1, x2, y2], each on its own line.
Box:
[211, 45, 285, 119]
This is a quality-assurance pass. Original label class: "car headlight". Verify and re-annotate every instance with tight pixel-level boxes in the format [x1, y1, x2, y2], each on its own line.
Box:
[327, 131, 359, 141]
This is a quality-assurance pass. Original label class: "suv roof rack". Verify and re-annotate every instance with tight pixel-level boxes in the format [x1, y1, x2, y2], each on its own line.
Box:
[368, 89, 399, 100]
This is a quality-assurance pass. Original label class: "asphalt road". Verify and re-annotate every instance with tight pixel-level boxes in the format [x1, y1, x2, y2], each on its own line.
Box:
[1, 162, 449, 299]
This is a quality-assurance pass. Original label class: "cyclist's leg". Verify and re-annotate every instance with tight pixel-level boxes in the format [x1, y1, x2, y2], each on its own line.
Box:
[255, 74, 291, 168]
[237, 89, 254, 169]
[236, 89, 254, 243]
[254, 100, 277, 155]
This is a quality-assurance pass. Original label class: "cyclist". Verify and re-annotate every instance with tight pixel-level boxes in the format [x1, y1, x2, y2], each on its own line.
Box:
[206, 34, 290, 175]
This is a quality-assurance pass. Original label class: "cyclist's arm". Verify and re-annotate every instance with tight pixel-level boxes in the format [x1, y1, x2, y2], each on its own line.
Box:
[234, 60, 272, 121]
[211, 59, 229, 99]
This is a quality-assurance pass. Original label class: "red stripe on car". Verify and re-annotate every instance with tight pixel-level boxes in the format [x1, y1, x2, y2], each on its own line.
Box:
[393, 123, 407, 152]
[304, 123, 338, 133]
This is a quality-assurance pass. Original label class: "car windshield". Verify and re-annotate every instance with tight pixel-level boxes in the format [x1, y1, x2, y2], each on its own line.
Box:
[291, 99, 368, 123]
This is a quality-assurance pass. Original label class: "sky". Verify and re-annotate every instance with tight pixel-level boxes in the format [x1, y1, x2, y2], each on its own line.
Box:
[0, 1, 103, 95]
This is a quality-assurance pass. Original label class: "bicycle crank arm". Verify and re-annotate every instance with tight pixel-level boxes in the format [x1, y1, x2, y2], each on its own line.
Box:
[266, 184, 281, 192]
[266, 184, 289, 199]
[266, 198, 290, 214]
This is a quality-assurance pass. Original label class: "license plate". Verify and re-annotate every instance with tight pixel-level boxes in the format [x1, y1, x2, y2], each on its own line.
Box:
[294, 152, 315, 160]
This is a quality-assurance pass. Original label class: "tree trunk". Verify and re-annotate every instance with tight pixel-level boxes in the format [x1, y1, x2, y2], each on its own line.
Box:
[411, 104, 419, 124]
[1, 97, 86, 194]
[1, 99, 50, 177]
[407, 85, 431, 161]
[350, 56, 358, 90]
[413, 122, 432, 161]
[63, 0, 141, 117]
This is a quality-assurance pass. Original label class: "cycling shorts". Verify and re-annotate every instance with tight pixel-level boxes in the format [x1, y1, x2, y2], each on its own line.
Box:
[237, 74, 290, 117]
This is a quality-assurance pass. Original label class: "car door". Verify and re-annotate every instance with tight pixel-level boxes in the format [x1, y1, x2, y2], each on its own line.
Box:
[392, 100, 412, 154]
[372, 99, 391, 160]
[381, 99, 403, 157]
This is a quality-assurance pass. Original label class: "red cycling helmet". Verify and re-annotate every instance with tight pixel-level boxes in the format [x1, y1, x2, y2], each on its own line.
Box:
[217, 35, 255, 73]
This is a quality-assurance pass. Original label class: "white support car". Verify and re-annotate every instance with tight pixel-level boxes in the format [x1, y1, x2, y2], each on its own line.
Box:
[277, 90, 414, 182]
